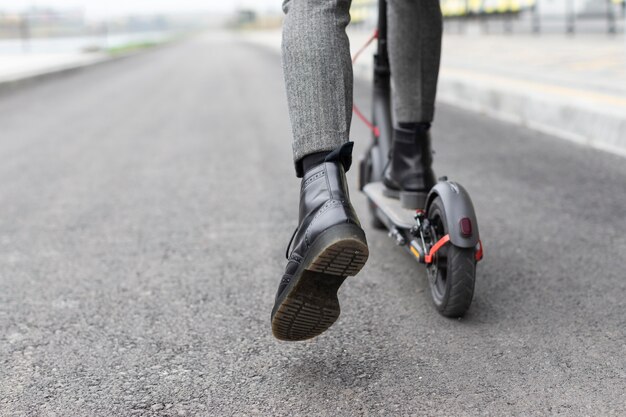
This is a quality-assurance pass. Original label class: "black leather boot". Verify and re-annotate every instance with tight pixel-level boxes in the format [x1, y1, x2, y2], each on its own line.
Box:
[271, 143, 369, 341]
[383, 126, 436, 209]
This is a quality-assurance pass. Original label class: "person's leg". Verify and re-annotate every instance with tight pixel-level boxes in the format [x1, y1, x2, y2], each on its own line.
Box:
[272, 0, 368, 342]
[387, 0, 442, 125]
[383, 0, 442, 209]
[281, 0, 354, 177]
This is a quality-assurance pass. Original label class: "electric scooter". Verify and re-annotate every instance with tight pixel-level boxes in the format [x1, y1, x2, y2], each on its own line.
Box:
[357, 0, 483, 317]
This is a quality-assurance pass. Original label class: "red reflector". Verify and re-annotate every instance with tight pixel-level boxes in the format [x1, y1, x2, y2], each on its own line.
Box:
[459, 217, 472, 237]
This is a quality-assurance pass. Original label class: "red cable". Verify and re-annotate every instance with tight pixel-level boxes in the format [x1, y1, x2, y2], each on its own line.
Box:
[425, 234, 450, 264]
[352, 29, 380, 139]
[352, 29, 378, 65]
[353, 104, 380, 138]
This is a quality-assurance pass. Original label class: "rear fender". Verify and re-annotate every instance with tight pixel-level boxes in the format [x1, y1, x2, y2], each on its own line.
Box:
[426, 181, 479, 248]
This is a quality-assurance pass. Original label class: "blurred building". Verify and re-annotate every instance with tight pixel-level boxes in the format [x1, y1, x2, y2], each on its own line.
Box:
[0, 8, 85, 39]
[0, 7, 225, 41]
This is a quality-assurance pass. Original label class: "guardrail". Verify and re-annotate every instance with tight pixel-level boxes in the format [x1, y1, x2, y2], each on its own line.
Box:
[350, 0, 626, 34]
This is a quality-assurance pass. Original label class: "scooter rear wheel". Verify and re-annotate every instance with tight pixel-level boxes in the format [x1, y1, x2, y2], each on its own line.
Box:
[426, 197, 476, 317]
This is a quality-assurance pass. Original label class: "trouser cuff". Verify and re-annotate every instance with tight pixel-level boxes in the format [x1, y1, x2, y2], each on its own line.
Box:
[293, 132, 349, 177]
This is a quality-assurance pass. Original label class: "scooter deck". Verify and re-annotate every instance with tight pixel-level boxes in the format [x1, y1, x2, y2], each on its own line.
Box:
[363, 182, 417, 230]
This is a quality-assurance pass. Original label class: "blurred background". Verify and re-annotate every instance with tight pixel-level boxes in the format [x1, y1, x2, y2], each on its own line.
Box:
[2, 0, 624, 151]
[2, 0, 625, 51]
[354, 0, 626, 33]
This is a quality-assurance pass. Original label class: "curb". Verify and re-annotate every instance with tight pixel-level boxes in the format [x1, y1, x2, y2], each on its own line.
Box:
[436, 69, 626, 158]
[0, 55, 112, 95]
[355, 59, 626, 159]
[0, 46, 165, 96]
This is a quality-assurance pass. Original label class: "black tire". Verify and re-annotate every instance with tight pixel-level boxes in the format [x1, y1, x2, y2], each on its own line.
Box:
[362, 147, 385, 230]
[426, 196, 476, 317]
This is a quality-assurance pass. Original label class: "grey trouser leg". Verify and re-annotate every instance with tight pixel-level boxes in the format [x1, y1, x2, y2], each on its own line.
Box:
[282, 0, 442, 170]
[388, 0, 442, 123]
[282, 0, 353, 168]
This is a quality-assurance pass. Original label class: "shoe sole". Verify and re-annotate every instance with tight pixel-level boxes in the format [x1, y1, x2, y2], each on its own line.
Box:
[271, 224, 369, 341]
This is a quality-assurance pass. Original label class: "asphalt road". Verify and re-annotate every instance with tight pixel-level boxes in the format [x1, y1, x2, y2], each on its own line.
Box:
[1, 32, 625, 416]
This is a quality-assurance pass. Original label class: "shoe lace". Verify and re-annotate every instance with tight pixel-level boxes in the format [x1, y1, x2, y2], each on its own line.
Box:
[285, 227, 298, 259]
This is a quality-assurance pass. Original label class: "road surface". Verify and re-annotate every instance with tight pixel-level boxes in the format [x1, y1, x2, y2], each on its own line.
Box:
[1, 32, 624, 416]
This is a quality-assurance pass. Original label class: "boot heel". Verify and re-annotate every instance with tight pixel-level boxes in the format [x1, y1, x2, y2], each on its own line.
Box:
[400, 191, 428, 210]
[307, 224, 369, 277]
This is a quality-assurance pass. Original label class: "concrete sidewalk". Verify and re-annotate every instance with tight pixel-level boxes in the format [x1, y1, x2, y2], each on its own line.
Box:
[435, 34, 626, 157]
[0, 53, 109, 90]
[242, 29, 626, 157]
